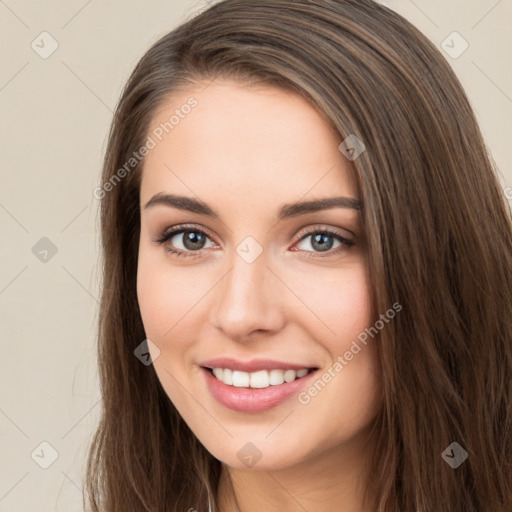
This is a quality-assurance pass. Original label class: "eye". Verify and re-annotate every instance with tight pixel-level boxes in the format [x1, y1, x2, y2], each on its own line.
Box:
[153, 225, 216, 258]
[293, 228, 354, 257]
[153, 224, 355, 259]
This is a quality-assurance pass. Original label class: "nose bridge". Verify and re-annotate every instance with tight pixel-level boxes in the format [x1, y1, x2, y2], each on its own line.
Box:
[210, 244, 283, 339]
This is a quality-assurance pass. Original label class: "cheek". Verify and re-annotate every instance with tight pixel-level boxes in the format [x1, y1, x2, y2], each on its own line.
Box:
[137, 253, 168, 338]
[292, 263, 381, 421]
[289, 261, 374, 339]
[323, 266, 380, 393]
[136, 248, 205, 340]
[332, 273, 373, 334]
[136, 252, 202, 402]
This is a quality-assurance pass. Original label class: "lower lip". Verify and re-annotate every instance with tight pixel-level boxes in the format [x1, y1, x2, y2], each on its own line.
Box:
[201, 367, 318, 413]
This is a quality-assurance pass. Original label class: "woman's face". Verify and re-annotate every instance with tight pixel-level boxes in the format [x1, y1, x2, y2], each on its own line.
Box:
[137, 79, 382, 471]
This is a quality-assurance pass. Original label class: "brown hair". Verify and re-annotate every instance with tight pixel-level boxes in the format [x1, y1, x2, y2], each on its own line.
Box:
[85, 1, 512, 510]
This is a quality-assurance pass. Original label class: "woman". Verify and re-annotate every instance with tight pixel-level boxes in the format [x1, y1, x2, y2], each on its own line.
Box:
[85, 1, 512, 511]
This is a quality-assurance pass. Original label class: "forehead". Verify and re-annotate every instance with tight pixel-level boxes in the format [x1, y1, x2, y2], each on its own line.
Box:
[140, 80, 359, 211]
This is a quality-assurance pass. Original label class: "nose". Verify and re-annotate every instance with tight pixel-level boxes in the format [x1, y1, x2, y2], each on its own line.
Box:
[209, 248, 285, 342]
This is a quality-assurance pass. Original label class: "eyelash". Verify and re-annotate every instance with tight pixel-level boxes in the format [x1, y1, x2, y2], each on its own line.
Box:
[152, 224, 355, 259]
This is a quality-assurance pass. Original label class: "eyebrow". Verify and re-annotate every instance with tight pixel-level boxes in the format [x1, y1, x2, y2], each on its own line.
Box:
[143, 193, 362, 220]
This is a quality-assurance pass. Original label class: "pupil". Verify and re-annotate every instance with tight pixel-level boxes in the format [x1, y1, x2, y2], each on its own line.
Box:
[312, 233, 333, 252]
[184, 231, 205, 250]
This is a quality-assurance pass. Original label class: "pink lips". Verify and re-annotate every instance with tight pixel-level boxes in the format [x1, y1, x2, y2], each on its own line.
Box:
[199, 358, 319, 413]
[199, 357, 317, 373]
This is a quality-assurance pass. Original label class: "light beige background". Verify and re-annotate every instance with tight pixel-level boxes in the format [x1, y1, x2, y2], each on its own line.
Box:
[0, 1, 510, 510]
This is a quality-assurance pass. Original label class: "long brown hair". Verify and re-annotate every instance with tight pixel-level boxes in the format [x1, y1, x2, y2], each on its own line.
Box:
[85, 1, 512, 510]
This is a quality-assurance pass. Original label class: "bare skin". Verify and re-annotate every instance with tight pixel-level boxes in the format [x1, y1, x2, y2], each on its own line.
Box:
[136, 79, 383, 512]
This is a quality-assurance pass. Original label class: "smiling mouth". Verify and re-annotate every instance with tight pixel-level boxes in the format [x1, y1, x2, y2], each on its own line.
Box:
[202, 366, 318, 389]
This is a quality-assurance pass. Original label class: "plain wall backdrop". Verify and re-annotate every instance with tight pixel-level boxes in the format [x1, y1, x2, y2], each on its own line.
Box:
[0, 1, 511, 510]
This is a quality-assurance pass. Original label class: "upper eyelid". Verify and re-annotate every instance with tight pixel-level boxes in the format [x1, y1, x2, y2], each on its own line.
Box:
[154, 224, 217, 245]
[295, 225, 352, 241]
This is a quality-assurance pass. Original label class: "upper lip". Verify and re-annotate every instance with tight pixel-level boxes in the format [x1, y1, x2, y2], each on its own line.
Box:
[199, 357, 319, 373]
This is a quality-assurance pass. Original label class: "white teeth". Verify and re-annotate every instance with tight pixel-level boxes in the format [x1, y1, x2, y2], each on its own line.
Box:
[210, 367, 313, 388]
[232, 370, 250, 387]
[269, 369, 284, 385]
[250, 370, 269, 388]
[223, 368, 233, 385]
[284, 369, 296, 382]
